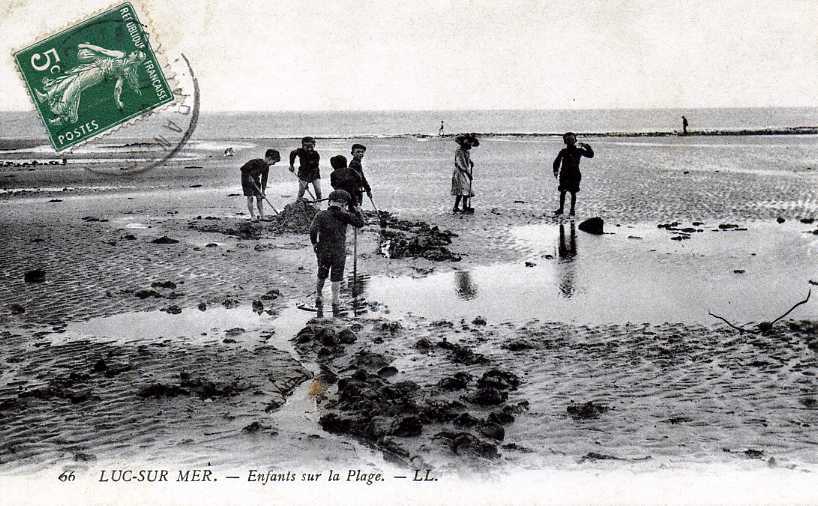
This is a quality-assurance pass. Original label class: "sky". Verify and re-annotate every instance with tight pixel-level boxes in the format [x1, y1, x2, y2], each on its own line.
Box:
[1, 0, 817, 111]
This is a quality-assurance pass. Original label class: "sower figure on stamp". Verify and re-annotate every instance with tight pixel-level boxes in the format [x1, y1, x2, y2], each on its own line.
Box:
[348, 144, 371, 208]
[309, 190, 364, 316]
[240, 149, 280, 221]
[289, 136, 322, 203]
[552, 132, 593, 217]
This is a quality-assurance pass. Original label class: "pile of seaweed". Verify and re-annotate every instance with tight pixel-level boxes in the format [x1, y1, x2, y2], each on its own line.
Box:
[188, 200, 319, 238]
[370, 211, 461, 262]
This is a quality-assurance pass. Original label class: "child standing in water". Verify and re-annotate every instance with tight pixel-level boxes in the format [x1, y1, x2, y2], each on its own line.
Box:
[552, 132, 593, 216]
[309, 190, 364, 315]
[451, 133, 479, 214]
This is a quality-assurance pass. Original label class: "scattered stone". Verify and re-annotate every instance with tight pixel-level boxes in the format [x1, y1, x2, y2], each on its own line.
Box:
[434, 431, 499, 459]
[134, 289, 161, 299]
[501, 443, 533, 453]
[718, 223, 739, 230]
[733, 269, 745, 274]
[260, 289, 280, 300]
[436, 340, 489, 365]
[464, 386, 507, 406]
[478, 421, 505, 441]
[24, 269, 46, 283]
[252, 300, 264, 313]
[391, 416, 423, 437]
[138, 383, 188, 398]
[205, 243, 219, 248]
[152, 236, 179, 244]
[800, 218, 815, 224]
[524, 261, 536, 267]
[437, 372, 473, 391]
[161, 305, 182, 314]
[664, 416, 693, 424]
[453, 412, 480, 428]
[567, 400, 609, 419]
[151, 281, 176, 289]
[477, 369, 521, 391]
[190, 184, 202, 188]
[242, 421, 262, 433]
[222, 298, 240, 308]
[9, 303, 25, 314]
[377, 366, 398, 378]
[471, 316, 487, 326]
[48, 199, 63, 203]
[197, 302, 207, 311]
[777, 217, 785, 224]
[578, 217, 604, 235]
[123, 234, 136, 240]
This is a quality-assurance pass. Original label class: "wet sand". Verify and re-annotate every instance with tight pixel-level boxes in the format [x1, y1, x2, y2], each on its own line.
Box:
[1, 135, 817, 482]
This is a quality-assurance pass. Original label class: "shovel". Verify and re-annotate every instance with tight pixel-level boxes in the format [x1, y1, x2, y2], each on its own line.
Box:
[367, 194, 387, 229]
[251, 181, 280, 216]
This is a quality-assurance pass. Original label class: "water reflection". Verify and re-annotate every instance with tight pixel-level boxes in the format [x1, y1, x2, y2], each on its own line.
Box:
[557, 222, 577, 298]
[454, 270, 479, 300]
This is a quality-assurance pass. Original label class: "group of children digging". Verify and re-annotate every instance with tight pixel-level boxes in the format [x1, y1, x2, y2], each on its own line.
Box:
[240, 132, 594, 312]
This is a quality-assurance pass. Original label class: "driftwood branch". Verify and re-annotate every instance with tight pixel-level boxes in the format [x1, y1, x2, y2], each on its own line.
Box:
[709, 289, 812, 333]
[707, 312, 755, 334]
[768, 290, 811, 326]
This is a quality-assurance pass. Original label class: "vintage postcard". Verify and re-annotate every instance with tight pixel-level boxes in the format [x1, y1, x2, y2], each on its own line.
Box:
[1, 1, 817, 505]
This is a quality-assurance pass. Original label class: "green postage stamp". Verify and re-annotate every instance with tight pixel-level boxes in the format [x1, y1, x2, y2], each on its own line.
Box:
[14, 3, 174, 152]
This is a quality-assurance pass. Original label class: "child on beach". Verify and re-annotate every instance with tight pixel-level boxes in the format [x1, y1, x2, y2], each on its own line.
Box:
[329, 155, 361, 210]
[552, 132, 593, 216]
[451, 133, 479, 214]
[348, 143, 371, 207]
[289, 136, 322, 203]
[240, 149, 280, 221]
[309, 190, 364, 314]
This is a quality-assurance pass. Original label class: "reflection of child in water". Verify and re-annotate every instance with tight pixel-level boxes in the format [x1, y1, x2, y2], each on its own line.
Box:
[557, 222, 577, 298]
[454, 270, 478, 300]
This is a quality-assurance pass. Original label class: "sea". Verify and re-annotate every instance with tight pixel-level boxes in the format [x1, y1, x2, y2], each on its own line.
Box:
[1, 107, 817, 141]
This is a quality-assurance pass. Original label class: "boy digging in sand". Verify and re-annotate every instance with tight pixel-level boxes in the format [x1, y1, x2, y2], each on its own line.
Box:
[309, 190, 364, 315]
[240, 149, 280, 221]
[552, 132, 593, 217]
[289, 136, 322, 203]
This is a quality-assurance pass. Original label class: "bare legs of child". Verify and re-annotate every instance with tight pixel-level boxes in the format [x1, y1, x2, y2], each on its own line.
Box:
[554, 191, 576, 216]
[453, 196, 471, 214]
[247, 196, 264, 221]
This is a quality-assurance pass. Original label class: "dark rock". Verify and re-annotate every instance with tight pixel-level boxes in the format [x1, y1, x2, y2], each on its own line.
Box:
[471, 316, 487, 326]
[391, 416, 423, 437]
[260, 289, 280, 300]
[503, 339, 535, 351]
[225, 327, 245, 337]
[478, 421, 505, 441]
[800, 218, 815, 224]
[205, 243, 219, 248]
[579, 452, 624, 463]
[664, 416, 693, 424]
[776, 217, 785, 224]
[222, 298, 240, 308]
[138, 383, 188, 398]
[524, 261, 536, 267]
[476, 369, 521, 391]
[415, 338, 433, 350]
[488, 408, 516, 425]
[733, 269, 745, 274]
[24, 269, 46, 283]
[434, 431, 499, 459]
[74, 452, 96, 462]
[9, 303, 25, 314]
[197, 302, 207, 311]
[152, 236, 179, 244]
[151, 281, 176, 289]
[437, 372, 472, 391]
[464, 386, 507, 406]
[718, 223, 739, 230]
[578, 217, 604, 235]
[453, 413, 481, 428]
[161, 305, 182, 314]
[567, 400, 609, 419]
[437, 340, 489, 365]
[501, 443, 533, 453]
[337, 328, 357, 344]
[242, 421, 262, 433]
[252, 300, 264, 313]
[134, 289, 161, 299]
[93, 359, 107, 373]
[377, 366, 399, 378]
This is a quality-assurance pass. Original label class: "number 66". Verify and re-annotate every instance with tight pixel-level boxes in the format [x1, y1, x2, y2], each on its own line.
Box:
[31, 48, 61, 74]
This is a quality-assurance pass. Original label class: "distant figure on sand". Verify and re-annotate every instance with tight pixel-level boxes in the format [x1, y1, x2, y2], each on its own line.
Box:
[552, 132, 593, 217]
[240, 149, 280, 221]
[348, 144, 372, 207]
[289, 136, 322, 202]
[309, 190, 364, 315]
[451, 133, 479, 214]
[439, 121, 445, 136]
[682, 115, 689, 135]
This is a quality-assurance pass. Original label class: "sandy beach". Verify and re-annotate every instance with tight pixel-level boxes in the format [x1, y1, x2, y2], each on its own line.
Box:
[1, 132, 817, 489]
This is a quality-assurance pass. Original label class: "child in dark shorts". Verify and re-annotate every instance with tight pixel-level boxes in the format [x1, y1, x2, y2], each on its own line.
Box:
[288, 136, 322, 203]
[309, 189, 364, 312]
[552, 132, 593, 216]
[240, 149, 280, 221]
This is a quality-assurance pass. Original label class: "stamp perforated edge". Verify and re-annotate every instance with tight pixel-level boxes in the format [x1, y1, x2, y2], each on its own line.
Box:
[11, 0, 181, 154]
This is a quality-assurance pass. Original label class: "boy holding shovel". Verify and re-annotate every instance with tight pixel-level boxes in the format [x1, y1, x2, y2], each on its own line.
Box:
[240, 149, 280, 221]
[309, 190, 364, 315]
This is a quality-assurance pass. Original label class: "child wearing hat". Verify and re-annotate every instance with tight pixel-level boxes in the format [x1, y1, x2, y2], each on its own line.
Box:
[552, 132, 593, 216]
[309, 189, 364, 312]
[289, 136, 322, 202]
[240, 148, 280, 221]
[451, 133, 479, 214]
